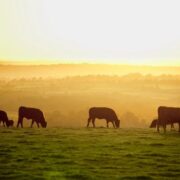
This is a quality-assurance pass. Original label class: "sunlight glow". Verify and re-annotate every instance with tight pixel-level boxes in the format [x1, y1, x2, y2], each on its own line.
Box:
[0, 0, 180, 65]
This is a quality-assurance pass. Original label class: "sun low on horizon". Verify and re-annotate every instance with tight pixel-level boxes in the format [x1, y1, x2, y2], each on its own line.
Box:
[0, 0, 180, 66]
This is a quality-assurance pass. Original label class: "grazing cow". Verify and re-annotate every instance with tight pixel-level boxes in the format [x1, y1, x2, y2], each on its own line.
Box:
[0, 110, 14, 127]
[150, 119, 174, 129]
[87, 107, 120, 128]
[157, 106, 180, 133]
[150, 119, 158, 128]
[17, 106, 47, 128]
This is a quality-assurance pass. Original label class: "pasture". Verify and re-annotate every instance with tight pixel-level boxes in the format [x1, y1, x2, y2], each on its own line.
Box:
[0, 128, 179, 179]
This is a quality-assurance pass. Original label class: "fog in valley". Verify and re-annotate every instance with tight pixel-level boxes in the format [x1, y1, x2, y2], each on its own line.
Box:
[1, 64, 180, 128]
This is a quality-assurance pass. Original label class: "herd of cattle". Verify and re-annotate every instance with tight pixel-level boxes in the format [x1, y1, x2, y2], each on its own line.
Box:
[0, 106, 47, 128]
[0, 106, 180, 132]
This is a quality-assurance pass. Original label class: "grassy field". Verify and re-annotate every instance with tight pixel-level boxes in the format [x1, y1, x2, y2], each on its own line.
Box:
[0, 128, 179, 180]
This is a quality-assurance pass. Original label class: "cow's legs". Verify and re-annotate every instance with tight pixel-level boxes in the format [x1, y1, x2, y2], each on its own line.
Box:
[163, 124, 166, 133]
[17, 117, 23, 128]
[3, 121, 6, 127]
[17, 120, 19, 128]
[36, 122, 40, 128]
[92, 118, 95, 128]
[107, 120, 109, 128]
[20, 120, 23, 128]
[31, 119, 35, 128]
[157, 123, 160, 132]
[179, 122, 180, 132]
[171, 123, 174, 131]
[112, 121, 116, 128]
[87, 117, 91, 127]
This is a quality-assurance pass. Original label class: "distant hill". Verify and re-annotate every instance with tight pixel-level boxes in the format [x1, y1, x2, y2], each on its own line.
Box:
[0, 63, 180, 79]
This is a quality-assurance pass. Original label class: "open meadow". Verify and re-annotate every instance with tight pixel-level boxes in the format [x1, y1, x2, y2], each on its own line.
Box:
[0, 128, 179, 179]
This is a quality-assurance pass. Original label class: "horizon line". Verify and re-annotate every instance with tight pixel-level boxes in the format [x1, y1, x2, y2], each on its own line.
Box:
[0, 60, 180, 68]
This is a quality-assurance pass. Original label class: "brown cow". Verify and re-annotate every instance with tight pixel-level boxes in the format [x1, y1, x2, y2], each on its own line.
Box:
[17, 106, 47, 128]
[157, 106, 180, 133]
[87, 107, 120, 128]
[0, 110, 14, 127]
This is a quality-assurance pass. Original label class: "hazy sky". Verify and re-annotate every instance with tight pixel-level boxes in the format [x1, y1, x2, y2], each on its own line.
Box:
[0, 0, 180, 65]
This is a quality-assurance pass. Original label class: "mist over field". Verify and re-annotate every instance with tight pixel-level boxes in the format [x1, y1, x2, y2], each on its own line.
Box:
[1, 64, 180, 79]
[1, 64, 180, 129]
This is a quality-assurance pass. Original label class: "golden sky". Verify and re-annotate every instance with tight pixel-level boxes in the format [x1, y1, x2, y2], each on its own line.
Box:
[0, 0, 180, 65]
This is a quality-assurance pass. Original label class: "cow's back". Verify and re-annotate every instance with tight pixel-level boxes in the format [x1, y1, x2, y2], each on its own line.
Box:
[89, 107, 118, 120]
[19, 106, 43, 119]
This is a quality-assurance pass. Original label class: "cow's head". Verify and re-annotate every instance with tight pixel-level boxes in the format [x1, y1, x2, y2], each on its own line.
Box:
[115, 119, 120, 128]
[150, 119, 157, 128]
[41, 121, 47, 128]
[6, 120, 14, 127]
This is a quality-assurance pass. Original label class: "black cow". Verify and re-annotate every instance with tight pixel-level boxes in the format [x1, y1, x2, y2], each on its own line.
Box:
[87, 107, 120, 128]
[0, 110, 14, 127]
[157, 106, 180, 132]
[17, 106, 47, 128]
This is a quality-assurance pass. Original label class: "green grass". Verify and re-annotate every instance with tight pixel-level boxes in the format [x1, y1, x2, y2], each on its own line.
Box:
[0, 128, 179, 179]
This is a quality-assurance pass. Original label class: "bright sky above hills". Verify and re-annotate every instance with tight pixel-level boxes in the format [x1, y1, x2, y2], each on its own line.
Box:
[0, 0, 180, 65]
